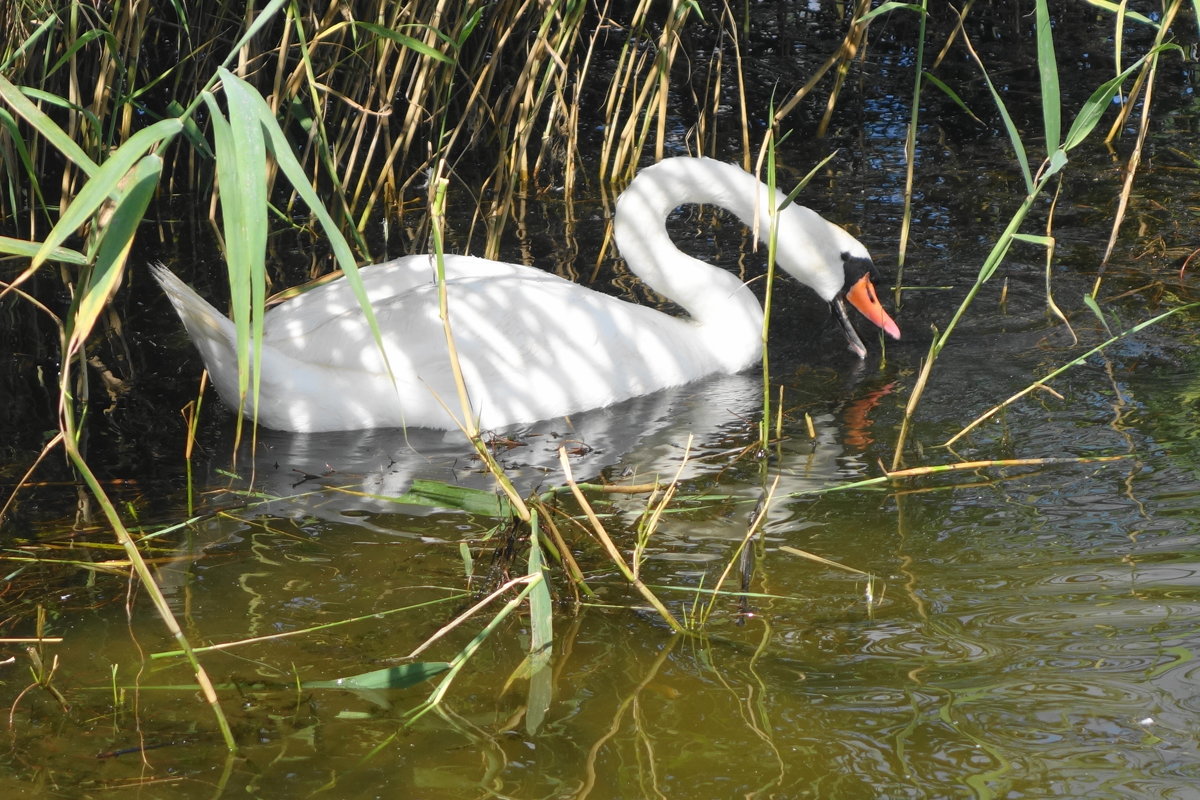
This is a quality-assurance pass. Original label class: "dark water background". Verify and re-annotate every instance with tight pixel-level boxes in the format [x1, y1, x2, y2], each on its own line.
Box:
[3, 5, 1200, 798]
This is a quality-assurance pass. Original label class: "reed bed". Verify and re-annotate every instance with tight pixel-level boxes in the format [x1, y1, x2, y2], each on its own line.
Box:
[1, 0, 1195, 750]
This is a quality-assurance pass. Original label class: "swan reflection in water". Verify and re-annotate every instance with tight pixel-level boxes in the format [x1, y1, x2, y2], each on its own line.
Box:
[201, 371, 886, 553]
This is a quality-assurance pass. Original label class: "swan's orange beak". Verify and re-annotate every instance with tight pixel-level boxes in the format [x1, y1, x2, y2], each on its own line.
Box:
[846, 274, 901, 340]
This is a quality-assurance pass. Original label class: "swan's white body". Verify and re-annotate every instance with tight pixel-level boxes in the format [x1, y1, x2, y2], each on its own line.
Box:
[154, 157, 899, 432]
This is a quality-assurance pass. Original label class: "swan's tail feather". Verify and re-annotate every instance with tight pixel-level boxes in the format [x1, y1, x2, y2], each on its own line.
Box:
[150, 264, 244, 413]
[150, 263, 236, 344]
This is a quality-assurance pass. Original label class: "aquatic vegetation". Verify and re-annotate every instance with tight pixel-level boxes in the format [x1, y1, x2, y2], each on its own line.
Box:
[0, 2, 1197, 782]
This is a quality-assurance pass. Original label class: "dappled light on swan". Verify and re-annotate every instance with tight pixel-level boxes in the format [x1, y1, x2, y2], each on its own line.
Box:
[154, 157, 900, 432]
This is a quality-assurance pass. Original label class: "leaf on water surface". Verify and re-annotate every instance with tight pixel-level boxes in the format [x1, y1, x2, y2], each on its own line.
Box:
[1082, 293, 1114, 337]
[396, 479, 514, 517]
[303, 662, 452, 691]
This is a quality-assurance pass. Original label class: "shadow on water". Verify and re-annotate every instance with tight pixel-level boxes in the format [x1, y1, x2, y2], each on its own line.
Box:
[205, 372, 764, 522]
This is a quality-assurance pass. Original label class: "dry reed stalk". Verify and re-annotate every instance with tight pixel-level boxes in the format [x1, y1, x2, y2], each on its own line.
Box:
[598, 0, 698, 182]
[816, 0, 873, 138]
[1095, 0, 1183, 291]
[772, 0, 870, 128]
[558, 447, 685, 633]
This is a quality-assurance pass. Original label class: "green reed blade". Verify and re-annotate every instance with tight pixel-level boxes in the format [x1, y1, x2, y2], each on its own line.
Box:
[26, 117, 180, 272]
[1062, 48, 1178, 152]
[1035, 0, 1061, 152]
[0, 236, 86, 264]
[69, 155, 161, 354]
[0, 74, 98, 176]
[200, 88, 264, 424]
[355, 21, 457, 63]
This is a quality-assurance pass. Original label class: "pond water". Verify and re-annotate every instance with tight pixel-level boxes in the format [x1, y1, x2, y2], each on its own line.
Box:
[5, 12, 1200, 800]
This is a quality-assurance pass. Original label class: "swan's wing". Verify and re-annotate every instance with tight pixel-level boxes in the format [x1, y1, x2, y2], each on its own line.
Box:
[258, 272, 717, 427]
[266, 254, 567, 335]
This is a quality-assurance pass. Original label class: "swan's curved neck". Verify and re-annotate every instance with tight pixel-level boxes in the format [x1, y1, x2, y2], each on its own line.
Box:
[612, 157, 785, 368]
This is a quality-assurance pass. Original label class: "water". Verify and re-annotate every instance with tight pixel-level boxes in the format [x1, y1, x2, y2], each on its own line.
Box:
[5, 16, 1200, 800]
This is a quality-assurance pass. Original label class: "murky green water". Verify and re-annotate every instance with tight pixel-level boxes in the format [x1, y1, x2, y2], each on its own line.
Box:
[6, 13, 1200, 800]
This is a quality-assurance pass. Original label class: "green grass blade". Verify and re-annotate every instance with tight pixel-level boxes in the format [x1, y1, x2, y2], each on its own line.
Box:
[217, 68, 362, 274]
[1035, 0, 1061, 151]
[1062, 46, 1176, 151]
[1011, 233, 1053, 246]
[778, 151, 838, 210]
[0, 13, 61, 72]
[0, 236, 86, 264]
[1081, 0, 1159, 26]
[960, 30, 1032, 192]
[214, 75, 269, 422]
[922, 72, 984, 124]
[167, 100, 214, 158]
[855, 2, 926, 24]
[527, 510, 553, 661]
[524, 509, 553, 733]
[0, 74, 98, 176]
[28, 118, 181, 271]
[217, 67, 398, 400]
[303, 662, 451, 690]
[1082, 293, 1114, 336]
[69, 155, 163, 352]
[46, 28, 121, 79]
[355, 21, 457, 63]
[405, 575, 544, 726]
[0, 107, 51, 221]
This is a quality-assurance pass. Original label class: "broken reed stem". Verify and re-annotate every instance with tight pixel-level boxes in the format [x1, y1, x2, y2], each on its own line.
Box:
[632, 435, 693, 580]
[885, 455, 1128, 480]
[430, 165, 532, 521]
[775, 454, 1132, 502]
[697, 474, 780, 625]
[1095, 1, 1182, 290]
[557, 447, 686, 634]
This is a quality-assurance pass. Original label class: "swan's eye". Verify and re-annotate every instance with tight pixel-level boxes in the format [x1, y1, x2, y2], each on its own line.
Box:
[840, 254, 878, 294]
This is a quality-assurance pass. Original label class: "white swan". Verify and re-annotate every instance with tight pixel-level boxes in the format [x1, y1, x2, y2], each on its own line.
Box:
[153, 157, 900, 432]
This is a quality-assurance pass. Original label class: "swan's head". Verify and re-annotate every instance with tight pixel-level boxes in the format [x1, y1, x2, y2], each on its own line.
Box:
[774, 205, 901, 358]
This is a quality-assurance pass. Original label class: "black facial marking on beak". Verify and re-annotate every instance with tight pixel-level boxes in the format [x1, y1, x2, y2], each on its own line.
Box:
[840, 253, 879, 295]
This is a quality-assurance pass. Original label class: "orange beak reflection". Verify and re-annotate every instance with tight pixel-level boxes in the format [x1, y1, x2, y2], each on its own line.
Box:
[846, 274, 901, 340]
